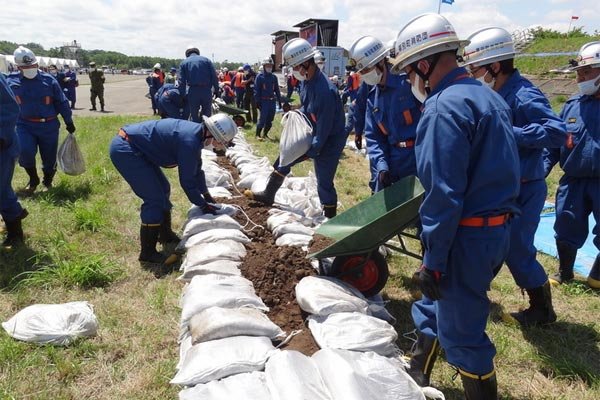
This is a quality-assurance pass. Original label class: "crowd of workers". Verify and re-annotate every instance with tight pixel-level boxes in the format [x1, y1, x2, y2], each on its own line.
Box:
[1, 15, 599, 400]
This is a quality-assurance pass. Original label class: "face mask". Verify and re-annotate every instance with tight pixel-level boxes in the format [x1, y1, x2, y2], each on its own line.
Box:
[265, 66, 272, 73]
[317, 63, 325, 71]
[361, 68, 382, 86]
[21, 68, 38, 79]
[577, 76, 600, 95]
[410, 73, 427, 103]
[203, 137, 225, 152]
[49, 70, 57, 76]
[476, 71, 495, 89]
[293, 69, 306, 81]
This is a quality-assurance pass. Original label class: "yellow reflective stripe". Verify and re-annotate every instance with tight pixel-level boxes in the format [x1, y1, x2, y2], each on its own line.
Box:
[424, 338, 439, 373]
[141, 223, 161, 227]
[459, 368, 496, 381]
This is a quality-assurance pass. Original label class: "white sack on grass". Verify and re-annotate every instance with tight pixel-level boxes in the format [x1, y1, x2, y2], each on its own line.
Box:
[2, 301, 98, 346]
[181, 214, 241, 239]
[177, 259, 242, 282]
[180, 274, 268, 330]
[189, 307, 284, 344]
[308, 312, 399, 356]
[181, 240, 246, 270]
[295, 276, 372, 316]
[171, 336, 277, 386]
[183, 229, 250, 250]
[177, 333, 193, 371]
[178, 371, 273, 400]
[272, 222, 314, 239]
[312, 348, 426, 400]
[265, 350, 332, 400]
[279, 110, 313, 167]
[275, 233, 313, 247]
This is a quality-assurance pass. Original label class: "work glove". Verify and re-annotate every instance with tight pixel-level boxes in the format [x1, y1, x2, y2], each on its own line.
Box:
[282, 102, 291, 113]
[378, 170, 391, 188]
[201, 202, 220, 215]
[415, 265, 442, 300]
[354, 134, 363, 150]
[203, 192, 216, 204]
[66, 122, 76, 134]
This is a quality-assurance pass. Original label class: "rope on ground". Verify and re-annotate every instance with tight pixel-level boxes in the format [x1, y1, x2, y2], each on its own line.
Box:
[228, 204, 265, 233]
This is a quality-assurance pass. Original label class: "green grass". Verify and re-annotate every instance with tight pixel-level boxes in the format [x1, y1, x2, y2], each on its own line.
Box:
[524, 36, 600, 54]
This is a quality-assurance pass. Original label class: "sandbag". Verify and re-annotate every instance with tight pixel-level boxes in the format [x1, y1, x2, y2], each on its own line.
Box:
[265, 350, 332, 400]
[177, 333, 193, 371]
[189, 307, 284, 344]
[178, 371, 273, 400]
[207, 186, 232, 199]
[181, 214, 241, 239]
[2, 301, 98, 345]
[272, 222, 314, 239]
[57, 133, 86, 175]
[178, 259, 242, 282]
[182, 229, 250, 250]
[279, 110, 313, 167]
[238, 171, 272, 190]
[275, 233, 313, 247]
[181, 240, 246, 270]
[308, 312, 399, 356]
[171, 336, 277, 386]
[295, 276, 372, 316]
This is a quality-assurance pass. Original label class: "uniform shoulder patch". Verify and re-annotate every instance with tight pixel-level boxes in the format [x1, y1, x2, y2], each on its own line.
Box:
[568, 117, 577, 123]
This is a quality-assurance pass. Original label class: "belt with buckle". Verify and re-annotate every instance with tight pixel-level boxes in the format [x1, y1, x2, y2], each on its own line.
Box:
[459, 213, 511, 227]
[396, 139, 415, 148]
[23, 116, 57, 123]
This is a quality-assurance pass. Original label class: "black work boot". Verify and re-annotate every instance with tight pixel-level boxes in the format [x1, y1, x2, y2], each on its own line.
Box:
[588, 254, 600, 289]
[23, 167, 40, 194]
[549, 241, 577, 285]
[100, 102, 105, 112]
[42, 170, 56, 189]
[247, 171, 285, 206]
[2, 209, 28, 248]
[407, 333, 440, 387]
[255, 126, 263, 140]
[159, 210, 181, 245]
[139, 225, 167, 264]
[323, 204, 337, 219]
[460, 369, 498, 400]
[262, 126, 272, 140]
[510, 281, 557, 327]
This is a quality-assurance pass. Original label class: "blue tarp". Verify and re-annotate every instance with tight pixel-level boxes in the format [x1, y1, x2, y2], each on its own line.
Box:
[534, 202, 597, 277]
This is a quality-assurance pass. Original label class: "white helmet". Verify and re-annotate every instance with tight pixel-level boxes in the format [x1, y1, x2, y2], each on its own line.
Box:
[391, 13, 470, 73]
[462, 27, 515, 68]
[262, 57, 273, 66]
[223, 67, 228, 72]
[314, 51, 326, 64]
[203, 113, 237, 144]
[282, 38, 318, 67]
[349, 36, 388, 73]
[14, 46, 37, 67]
[570, 41, 600, 70]
[153, 63, 161, 69]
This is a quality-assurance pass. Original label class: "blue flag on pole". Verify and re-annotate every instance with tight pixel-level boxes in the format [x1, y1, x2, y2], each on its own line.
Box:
[442, 0, 454, 4]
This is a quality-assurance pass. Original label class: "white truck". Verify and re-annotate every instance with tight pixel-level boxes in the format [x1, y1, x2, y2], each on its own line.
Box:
[316, 46, 347, 78]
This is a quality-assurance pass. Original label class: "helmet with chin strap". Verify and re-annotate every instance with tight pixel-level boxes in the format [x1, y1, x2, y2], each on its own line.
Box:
[349, 36, 388, 73]
[202, 113, 237, 144]
[282, 38, 318, 67]
[461, 27, 516, 68]
[14, 46, 37, 67]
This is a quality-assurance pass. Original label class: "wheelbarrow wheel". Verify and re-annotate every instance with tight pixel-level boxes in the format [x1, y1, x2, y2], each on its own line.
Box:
[330, 251, 389, 297]
[233, 115, 245, 127]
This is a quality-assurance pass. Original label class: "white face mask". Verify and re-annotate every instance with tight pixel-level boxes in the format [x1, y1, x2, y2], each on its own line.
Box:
[361, 68, 382, 86]
[203, 137, 225, 152]
[293, 69, 306, 81]
[317, 63, 325, 71]
[578, 76, 600, 96]
[265, 66, 272, 73]
[49, 70, 57, 76]
[21, 68, 38, 79]
[411, 74, 427, 103]
[476, 70, 495, 89]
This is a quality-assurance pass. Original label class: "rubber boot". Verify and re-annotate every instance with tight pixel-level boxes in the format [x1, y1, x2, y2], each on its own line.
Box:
[510, 281, 557, 327]
[2, 209, 28, 248]
[246, 171, 285, 206]
[42, 170, 56, 189]
[159, 210, 180, 245]
[255, 126, 263, 141]
[262, 126, 272, 140]
[89, 105, 97, 111]
[139, 224, 166, 264]
[23, 167, 40, 194]
[100, 101, 105, 112]
[323, 204, 337, 219]
[588, 254, 600, 289]
[407, 333, 440, 387]
[549, 241, 577, 285]
[460, 369, 498, 400]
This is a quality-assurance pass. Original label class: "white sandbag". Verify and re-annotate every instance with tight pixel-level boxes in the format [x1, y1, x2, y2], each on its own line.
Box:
[204, 169, 233, 188]
[238, 170, 272, 190]
[308, 312, 399, 356]
[182, 240, 246, 270]
[180, 274, 268, 330]
[200, 148, 218, 160]
[207, 186, 232, 199]
[312, 348, 426, 400]
[178, 259, 242, 282]
[181, 214, 241, 239]
[282, 176, 308, 191]
[272, 222, 314, 239]
[265, 350, 332, 400]
[178, 371, 273, 400]
[266, 210, 303, 231]
[279, 110, 313, 167]
[250, 174, 271, 195]
[177, 333, 193, 371]
[190, 307, 284, 344]
[2, 301, 98, 345]
[171, 336, 277, 386]
[295, 276, 371, 316]
[183, 229, 250, 249]
[275, 233, 313, 247]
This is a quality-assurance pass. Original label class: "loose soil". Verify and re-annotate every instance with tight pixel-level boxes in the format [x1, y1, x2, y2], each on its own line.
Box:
[215, 156, 320, 355]
[308, 234, 337, 255]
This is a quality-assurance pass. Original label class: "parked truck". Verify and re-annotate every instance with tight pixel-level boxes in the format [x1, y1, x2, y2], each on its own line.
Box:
[316, 46, 347, 78]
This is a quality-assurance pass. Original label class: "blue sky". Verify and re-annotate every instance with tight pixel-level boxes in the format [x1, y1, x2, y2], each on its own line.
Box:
[1, 0, 597, 62]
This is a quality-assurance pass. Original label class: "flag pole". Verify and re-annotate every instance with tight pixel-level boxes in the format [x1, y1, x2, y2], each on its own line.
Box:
[438, 0, 442, 13]
[567, 17, 573, 37]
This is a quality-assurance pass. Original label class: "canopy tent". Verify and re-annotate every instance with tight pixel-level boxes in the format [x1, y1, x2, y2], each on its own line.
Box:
[37, 56, 49, 67]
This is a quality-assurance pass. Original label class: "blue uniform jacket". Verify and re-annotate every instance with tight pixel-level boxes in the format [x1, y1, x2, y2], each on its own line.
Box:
[301, 71, 345, 158]
[544, 94, 600, 178]
[353, 82, 370, 135]
[254, 72, 281, 103]
[416, 67, 520, 273]
[365, 66, 421, 175]
[178, 54, 219, 96]
[120, 119, 209, 206]
[497, 69, 566, 181]
[0, 73, 20, 157]
[7, 71, 72, 125]
[156, 83, 185, 116]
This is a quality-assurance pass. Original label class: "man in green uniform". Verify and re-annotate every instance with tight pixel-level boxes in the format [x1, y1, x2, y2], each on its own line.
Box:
[88, 61, 105, 112]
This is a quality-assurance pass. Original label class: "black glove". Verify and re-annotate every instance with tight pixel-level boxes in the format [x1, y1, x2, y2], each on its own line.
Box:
[66, 122, 76, 134]
[354, 134, 363, 150]
[282, 102, 291, 113]
[378, 170, 391, 188]
[201, 202, 220, 215]
[415, 266, 442, 300]
[203, 192, 216, 204]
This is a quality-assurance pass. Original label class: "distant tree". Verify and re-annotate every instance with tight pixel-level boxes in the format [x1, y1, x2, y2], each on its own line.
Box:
[531, 26, 589, 39]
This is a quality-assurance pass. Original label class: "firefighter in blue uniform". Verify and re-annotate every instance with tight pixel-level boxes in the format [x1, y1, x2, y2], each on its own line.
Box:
[349, 35, 421, 193]
[147, 64, 163, 115]
[463, 27, 566, 326]
[62, 64, 78, 109]
[109, 114, 237, 266]
[7, 46, 76, 194]
[544, 41, 600, 289]
[178, 46, 219, 122]
[1, 73, 28, 247]
[254, 57, 282, 140]
[156, 83, 185, 119]
[245, 38, 346, 218]
[391, 14, 520, 399]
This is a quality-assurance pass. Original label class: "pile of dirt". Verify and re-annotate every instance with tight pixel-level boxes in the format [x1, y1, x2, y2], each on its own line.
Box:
[308, 234, 337, 255]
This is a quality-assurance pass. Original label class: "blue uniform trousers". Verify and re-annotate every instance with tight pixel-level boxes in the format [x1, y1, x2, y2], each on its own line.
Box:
[412, 223, 511, 375]
[186, 86, 212, 122]
[554, 176, 600, 250]
[109, 136, 172, 224]
[17, 120, 60, 174]
[235, 88, 245, 109]
[0, 148, 24, 222]
[504, 179, 549, 288]
[257, 99, 276, 132]
[66, 87, 76, 105]
[149, 88, 158, 112]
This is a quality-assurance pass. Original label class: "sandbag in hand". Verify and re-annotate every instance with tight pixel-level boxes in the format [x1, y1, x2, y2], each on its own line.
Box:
[201, 203, 220, 215]
[66, 122, 76, 134]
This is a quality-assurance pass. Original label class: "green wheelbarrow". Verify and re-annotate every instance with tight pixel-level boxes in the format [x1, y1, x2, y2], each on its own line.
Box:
[213, 101, 247, 127]
[307, 176, 425, 297]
